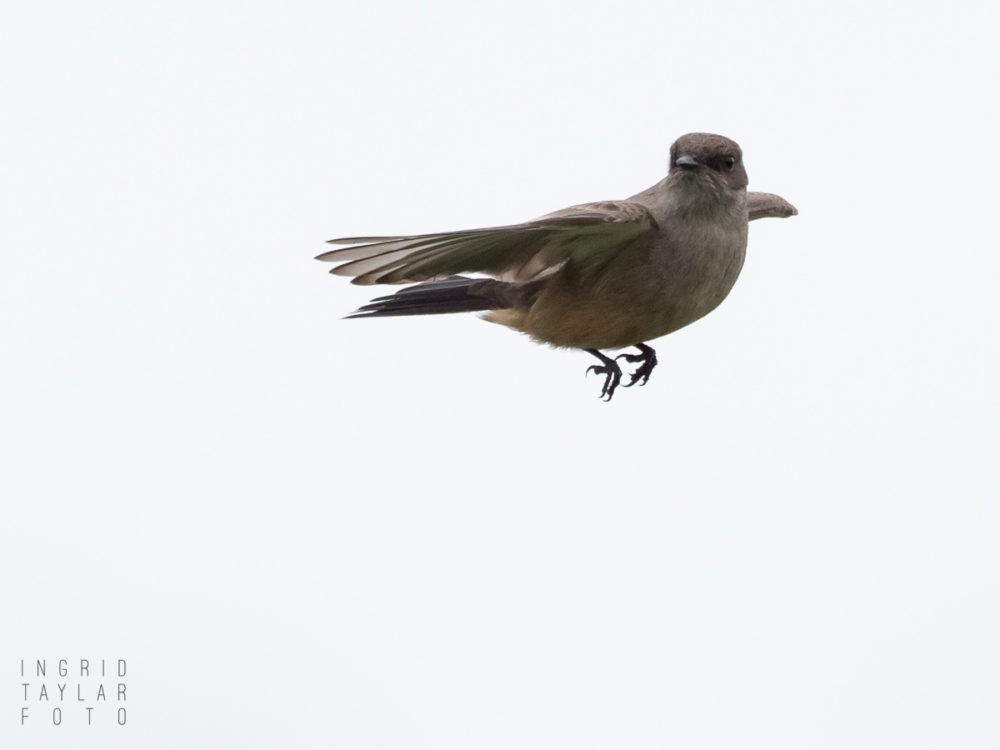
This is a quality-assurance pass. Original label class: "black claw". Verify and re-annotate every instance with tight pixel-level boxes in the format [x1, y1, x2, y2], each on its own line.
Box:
[615, 343, 658, 387]
[585, 349, 623, 401]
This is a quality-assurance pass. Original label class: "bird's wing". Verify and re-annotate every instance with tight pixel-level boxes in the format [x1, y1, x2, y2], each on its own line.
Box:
[747, 192, 798, 221]
[316, 200, 658, 285]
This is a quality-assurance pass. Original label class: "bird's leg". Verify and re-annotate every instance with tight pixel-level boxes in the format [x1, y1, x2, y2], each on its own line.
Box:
[615, 343, 658, 387]
[585, 349, 623, 401]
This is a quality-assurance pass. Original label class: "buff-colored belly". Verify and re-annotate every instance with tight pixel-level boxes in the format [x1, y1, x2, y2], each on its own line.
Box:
[487, 239, 746, 350]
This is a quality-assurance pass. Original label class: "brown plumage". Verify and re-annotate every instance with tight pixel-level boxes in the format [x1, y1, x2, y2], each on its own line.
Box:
[317, 133, 796, 400]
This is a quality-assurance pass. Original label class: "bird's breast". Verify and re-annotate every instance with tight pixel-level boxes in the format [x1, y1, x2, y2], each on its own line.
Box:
[643, 218, 748, 332]
[520, 214, 748, 350]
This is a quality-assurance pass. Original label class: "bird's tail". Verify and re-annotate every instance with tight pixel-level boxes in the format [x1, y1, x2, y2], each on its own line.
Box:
[347, 276, 521, 318]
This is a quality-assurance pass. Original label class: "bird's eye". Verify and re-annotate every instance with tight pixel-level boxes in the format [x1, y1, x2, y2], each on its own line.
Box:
[722, 156, 736, 171]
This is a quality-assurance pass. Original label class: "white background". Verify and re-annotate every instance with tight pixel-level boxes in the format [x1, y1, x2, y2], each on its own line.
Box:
[2, 1, 997, 748]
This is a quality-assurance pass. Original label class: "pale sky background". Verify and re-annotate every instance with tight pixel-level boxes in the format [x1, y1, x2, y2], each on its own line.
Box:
[2, 1, 998, 748]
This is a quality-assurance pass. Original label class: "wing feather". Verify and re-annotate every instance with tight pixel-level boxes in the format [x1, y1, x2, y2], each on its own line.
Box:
[747, 192, 798, 221]
[316, 201, 658, 286]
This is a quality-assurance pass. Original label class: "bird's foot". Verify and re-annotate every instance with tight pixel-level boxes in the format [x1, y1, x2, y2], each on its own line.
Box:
[615, 344, 658, 387]
[585, 350, 623, 401]
[586, 363, 622, 401]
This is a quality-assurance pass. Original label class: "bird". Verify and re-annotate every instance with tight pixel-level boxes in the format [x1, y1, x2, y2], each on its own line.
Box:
[317, 133, 796, 400]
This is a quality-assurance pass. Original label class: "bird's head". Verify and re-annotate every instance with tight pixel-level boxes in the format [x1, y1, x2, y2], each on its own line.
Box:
[669, 133, 748, 192]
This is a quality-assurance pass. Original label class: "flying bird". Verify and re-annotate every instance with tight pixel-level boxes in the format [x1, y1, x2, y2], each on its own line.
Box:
[317, 133, 796, 400]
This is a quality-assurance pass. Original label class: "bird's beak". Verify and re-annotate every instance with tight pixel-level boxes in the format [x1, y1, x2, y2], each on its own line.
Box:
[675, 155, 701, 169]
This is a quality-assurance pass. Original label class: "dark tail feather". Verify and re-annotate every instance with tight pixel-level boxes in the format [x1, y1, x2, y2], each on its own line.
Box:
[347, 276, 512, 318]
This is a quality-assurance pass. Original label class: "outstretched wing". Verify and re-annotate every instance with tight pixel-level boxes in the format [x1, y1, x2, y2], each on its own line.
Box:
[747, 192, 798, 221]
[316, 200, 658, 285]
